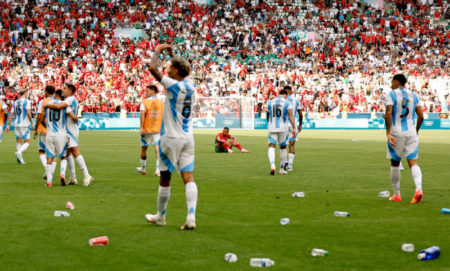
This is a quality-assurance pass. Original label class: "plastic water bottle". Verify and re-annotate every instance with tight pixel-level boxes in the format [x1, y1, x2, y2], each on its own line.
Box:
[292, 192, 305, 198]
[417, 246, 440, 261]
[402, 243, 415, 252]
[334, 211, 350, 217]
[54, 211, 70, 217]
[280, 218, 290, 225]
[441, 208, 450, 214]
[311, 248, 329, 257]
[378, 191, 390, 198]
[224, 253, 238, 263]
[250, 258, 275, 267]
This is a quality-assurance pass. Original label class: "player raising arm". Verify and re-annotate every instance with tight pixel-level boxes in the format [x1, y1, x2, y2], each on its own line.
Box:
[385, 74, 424, 204]
[144, 44, 198, 230]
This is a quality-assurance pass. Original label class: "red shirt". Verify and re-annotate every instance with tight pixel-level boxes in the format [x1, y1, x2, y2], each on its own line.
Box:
[216, 133, 231, 144]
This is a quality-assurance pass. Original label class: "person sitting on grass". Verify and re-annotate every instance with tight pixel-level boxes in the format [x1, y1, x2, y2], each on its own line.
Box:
[214, 127, 249, 153]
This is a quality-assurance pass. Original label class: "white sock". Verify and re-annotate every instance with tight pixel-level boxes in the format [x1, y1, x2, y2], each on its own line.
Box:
[18, 142, 29, 154]
[76, 155, 90, 177]
[155, 159, 160, 171]
[68, 155, 76, 178]
[46, 164, 53, 182]
[16, 143, 22, 153]
[157, 186, 170, 218]
[268, 147, 275, 169]
[141, 158, 147, 169]
[410, 165, 422, 191]
[39, 154, 47, 168]
[288, 153, 295, 166]
[390, 166, 401, 195]
[280, 148, 287, 169]
[185, 182, 198, 221]
[60, 159, 67, 176]
[51, 162, 57, 175]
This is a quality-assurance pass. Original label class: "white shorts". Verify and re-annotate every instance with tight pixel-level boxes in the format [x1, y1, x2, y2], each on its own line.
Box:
[288, 125, 298, 142]
[38, 134, 46, 152]
[141, 133, 160, 147]
[67, 132, 79, 148]
[268, 132, 289, 147]
[387, 135, 419, 162]
[158, 135, 194, 173]
[45, 134, 69, 159]
[15, 127, 30, 140]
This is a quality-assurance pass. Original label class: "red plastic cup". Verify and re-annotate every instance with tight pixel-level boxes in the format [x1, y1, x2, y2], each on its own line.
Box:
[66, 201, 75, 210]
[89, 236, 109, 246]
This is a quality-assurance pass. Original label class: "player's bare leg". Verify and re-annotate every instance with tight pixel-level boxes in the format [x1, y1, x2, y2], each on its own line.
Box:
[230, 139, 249, 153]
[268, 143, 276, 175]
[145, 171, 171, 226]
[389, 160, 402, 201]
[71, 147, 93, 186]
[408, 159, 423, 204]
[181, 171, 197, 230]
[153, 145, 160, 176]
[137, 146, 148, 175]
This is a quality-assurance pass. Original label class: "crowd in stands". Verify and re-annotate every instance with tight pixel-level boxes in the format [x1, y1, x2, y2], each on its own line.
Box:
[0, 0, 449, 118]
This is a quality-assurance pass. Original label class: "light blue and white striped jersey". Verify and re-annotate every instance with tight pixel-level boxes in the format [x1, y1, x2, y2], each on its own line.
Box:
[385, 88, 420, 137]
[287, 95, 302, 120]
[13, 98, 31, 127]
[267, 96, 292, 133]
[63, 96, 79, 137]
[160, 76, 196, 139]
[45, 100, 67, 136]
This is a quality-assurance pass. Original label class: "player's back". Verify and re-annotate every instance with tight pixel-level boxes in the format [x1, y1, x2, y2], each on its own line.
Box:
[160, 76, 196, 139]
[287, 95, 301, 119]
[64, 96, 79, 137]
[45, 100, 67, 136]
[387, 88, 419, 137]
[14, 98, 31, 127]
[267, 96, 291, 133]
[142, 97, 164, 133]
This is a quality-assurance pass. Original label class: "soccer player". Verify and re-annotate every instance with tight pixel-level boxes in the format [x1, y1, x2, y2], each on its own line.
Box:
[5, 89, 33, 164]
[0, 98, 8, 143]
[45, 83, 93, 186]
[137, 85, 164, 176]
[385, 74, 424, 204]
[267, 88, 297, 175]
[144, 44, 198, 230]
[214, 127, 249, 153]
[34, 85, 55, 178]
[285, 86, 303, 171]
[42, 90, 77, 186]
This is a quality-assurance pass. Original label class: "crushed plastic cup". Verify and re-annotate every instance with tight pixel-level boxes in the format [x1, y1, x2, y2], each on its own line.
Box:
[292, 192, 305, 198]
[66, 201, 75, 210]
[89, 236, 109, 246]
[441, 208, 450, 214]
[378, 191, 390, 198]
[402, 243, 415, 252]
[54, 211, 70, 217]
[224, 253, 238, 262]
[311, 248, 329, 256]
[280, 218, 290, 225]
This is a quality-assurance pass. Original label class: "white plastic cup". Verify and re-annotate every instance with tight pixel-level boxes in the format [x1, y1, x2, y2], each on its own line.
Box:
[402, 243, 415, 252]
[292, 192, 305, 197]
[280, 218, 290, 225]
[224, 253, 238, 263]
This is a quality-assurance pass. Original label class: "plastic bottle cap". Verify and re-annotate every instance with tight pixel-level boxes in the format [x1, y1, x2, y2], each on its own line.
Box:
[417, 253, 425, 260]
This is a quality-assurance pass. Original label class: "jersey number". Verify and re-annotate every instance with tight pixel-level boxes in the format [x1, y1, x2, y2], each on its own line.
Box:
[48, 109, 61, 122]
[400, 98, 409, 119]
[181, 97, 191, 118]
[272, 104, 282, 117]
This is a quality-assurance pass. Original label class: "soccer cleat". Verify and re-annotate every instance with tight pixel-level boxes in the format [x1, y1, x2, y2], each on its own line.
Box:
[15, 152, 25, 165]
[279, 169, 288, 175]
[42, 173, 47, 180]
[136, 167, 146, 175]
[389, 194, 402, 202]
[241, 149, 250, 153]
[154, 170, 161, 177]
[60, 174, 66, 186]
[45, 182, 53, 187]
[145, 214, 166, 226]
[227, 149, 233, 153]
[286, 165, 293, 171]
[181, 219, 196, 230]
[83, 175, 93, 187]
[68, 176, 78, 185]
[270, 169, 276, 175]
[410, 189, 423, 204]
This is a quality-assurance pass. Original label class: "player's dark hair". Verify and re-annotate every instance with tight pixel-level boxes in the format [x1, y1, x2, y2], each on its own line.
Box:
[45, 85, 55, 95]
[171, 57, 191, 78]
[147, 85, 158, 93]
[55, 89, 63, 98]
[66, 83, 77, 93]
[279, 88, 288, 95]
[283, 86, 292, 91]
[224, 127, 229, 131]
[393, 74, 407, 86]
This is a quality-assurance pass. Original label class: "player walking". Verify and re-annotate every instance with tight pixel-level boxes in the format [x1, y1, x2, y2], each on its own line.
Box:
[34, 85, 55, 178]
[144, 44, 198, 230]
[214, 127, 249, 153]
[137, 85, 164, 176]
[285, 86, 303, 171]
[45, 83, 93, 186]
[385, 74, 424, 204]
[267, 88, 296, 175]
[5, 89, 33, 164]
[0, 98, 8, 143]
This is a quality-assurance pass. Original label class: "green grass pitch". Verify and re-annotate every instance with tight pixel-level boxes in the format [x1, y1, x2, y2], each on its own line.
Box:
[0, 129, 449, 270]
